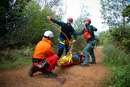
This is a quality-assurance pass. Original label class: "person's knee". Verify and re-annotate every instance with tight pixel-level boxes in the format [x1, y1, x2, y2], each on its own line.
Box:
[53, 55, 58, 60]
[58, 48, 64, 54]
[59, 48, 64, 50]
[49, 55, 59, 60]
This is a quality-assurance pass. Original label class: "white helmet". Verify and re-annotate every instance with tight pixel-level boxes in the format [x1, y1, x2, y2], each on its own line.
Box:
[44, 30, 54, 39]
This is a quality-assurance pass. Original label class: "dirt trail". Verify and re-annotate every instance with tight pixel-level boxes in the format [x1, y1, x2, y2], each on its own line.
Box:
[0, 47, 109, 87]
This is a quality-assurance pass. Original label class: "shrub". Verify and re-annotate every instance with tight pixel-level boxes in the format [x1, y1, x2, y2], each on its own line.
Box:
[102, 45, 130, 87]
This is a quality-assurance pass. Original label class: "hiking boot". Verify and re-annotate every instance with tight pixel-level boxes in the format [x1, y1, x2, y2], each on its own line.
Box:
[89, 62, 96, 64]
[49, 72, 57, 77]
[44, 71, 57, 78]
[28, 66, 37, 77]
[80, 63, 89, 67]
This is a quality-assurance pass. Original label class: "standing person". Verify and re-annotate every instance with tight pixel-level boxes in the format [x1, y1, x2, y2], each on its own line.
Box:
[47, 16, 77, 59]
[74, 18, 97, 66]
[28, 31, 58, 78]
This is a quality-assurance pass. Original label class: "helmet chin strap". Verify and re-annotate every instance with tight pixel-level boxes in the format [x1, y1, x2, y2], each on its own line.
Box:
[84, 25, 87, 28]
[44, 36, 49, 38]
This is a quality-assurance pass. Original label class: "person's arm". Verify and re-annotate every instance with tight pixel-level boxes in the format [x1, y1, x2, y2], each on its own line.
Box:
[46, 46, 55, 57]
[92, 26, 97, 31]
[50, 18, 65, 26]
[74, 29, 84, 35]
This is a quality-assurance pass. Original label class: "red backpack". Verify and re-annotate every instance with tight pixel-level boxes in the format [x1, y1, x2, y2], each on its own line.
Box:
[84, 28, 92, 41]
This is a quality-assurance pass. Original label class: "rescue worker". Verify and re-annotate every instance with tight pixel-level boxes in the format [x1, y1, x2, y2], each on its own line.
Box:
[28, 30, 58, 78]
[74, 18, 97, 66]
[47, 16, 77, 59]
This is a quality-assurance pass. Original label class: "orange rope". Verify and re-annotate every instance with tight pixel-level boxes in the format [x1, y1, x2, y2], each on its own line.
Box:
[47, 0, 71, 46]
[76, 41, 86, 47]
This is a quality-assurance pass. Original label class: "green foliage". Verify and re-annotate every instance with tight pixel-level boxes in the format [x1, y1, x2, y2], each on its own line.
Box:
[122, 4, 130, 23]
[0, 0, 28, 35]
[102, 46, 129, 66]
[0, 1, 61, 49]
[109, 66, 130, 87]
[99, 30, 115, 45]
[111, 26, 130, 50]
[102, 45, 130, 87]
[100, 26, 130, 86]
[100, 0, 128, 29]
[14, 1, 58, 44]
[122, 4, 130, 17]
[0, 0, 28, 48]
[99, 26, 130, 51]
[0, 0, 9, 36]
[0, 46, 34, 69]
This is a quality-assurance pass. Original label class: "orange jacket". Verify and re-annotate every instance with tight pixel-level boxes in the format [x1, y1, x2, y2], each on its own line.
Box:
[33, 37, 55, 60]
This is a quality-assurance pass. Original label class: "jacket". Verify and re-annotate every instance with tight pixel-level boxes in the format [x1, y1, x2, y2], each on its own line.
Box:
[75, 24, 97, 42]
[33, 37, 55, 60]
[50, 18, 77, 40]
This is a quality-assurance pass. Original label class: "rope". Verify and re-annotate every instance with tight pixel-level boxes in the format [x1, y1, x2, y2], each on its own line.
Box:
[75, 41, 86, 52]
[75, 41, 86, 47]
[48, 0, 86, 47]
[47, 0, 71, 46]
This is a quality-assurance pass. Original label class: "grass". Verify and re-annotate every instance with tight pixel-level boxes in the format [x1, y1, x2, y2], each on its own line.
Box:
[97, 45, 104, 47]
[0, 46, 34, 69]
[102, 45, 130, 87]
[0, 44, 84, 70]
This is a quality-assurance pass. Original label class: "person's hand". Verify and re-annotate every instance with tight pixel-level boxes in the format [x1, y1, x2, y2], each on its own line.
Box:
[71, 40, 76, 43]
[47, 16, 51, 19]
[56, 59, 61, 67]
[58, 38, 59, 41]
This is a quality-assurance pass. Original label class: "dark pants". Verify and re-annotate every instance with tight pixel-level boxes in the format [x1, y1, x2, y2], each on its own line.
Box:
[58, 37, 69, 58]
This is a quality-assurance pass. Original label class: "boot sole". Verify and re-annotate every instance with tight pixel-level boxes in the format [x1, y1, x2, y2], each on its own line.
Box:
[28, 69, 33, 77]
[44, 74, 57, 78]
[28, 66, 37, 77]
[89, 63, 96, 64]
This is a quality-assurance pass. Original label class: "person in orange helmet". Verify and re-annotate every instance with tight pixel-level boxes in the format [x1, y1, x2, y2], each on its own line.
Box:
[28, 30, 58, 78]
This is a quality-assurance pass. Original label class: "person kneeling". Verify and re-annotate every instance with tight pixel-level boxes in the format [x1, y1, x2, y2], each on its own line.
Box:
[28, 31, 58, 78]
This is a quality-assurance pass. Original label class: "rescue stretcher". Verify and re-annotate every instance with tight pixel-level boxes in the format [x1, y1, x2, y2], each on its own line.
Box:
[58, 51, 85, 66]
